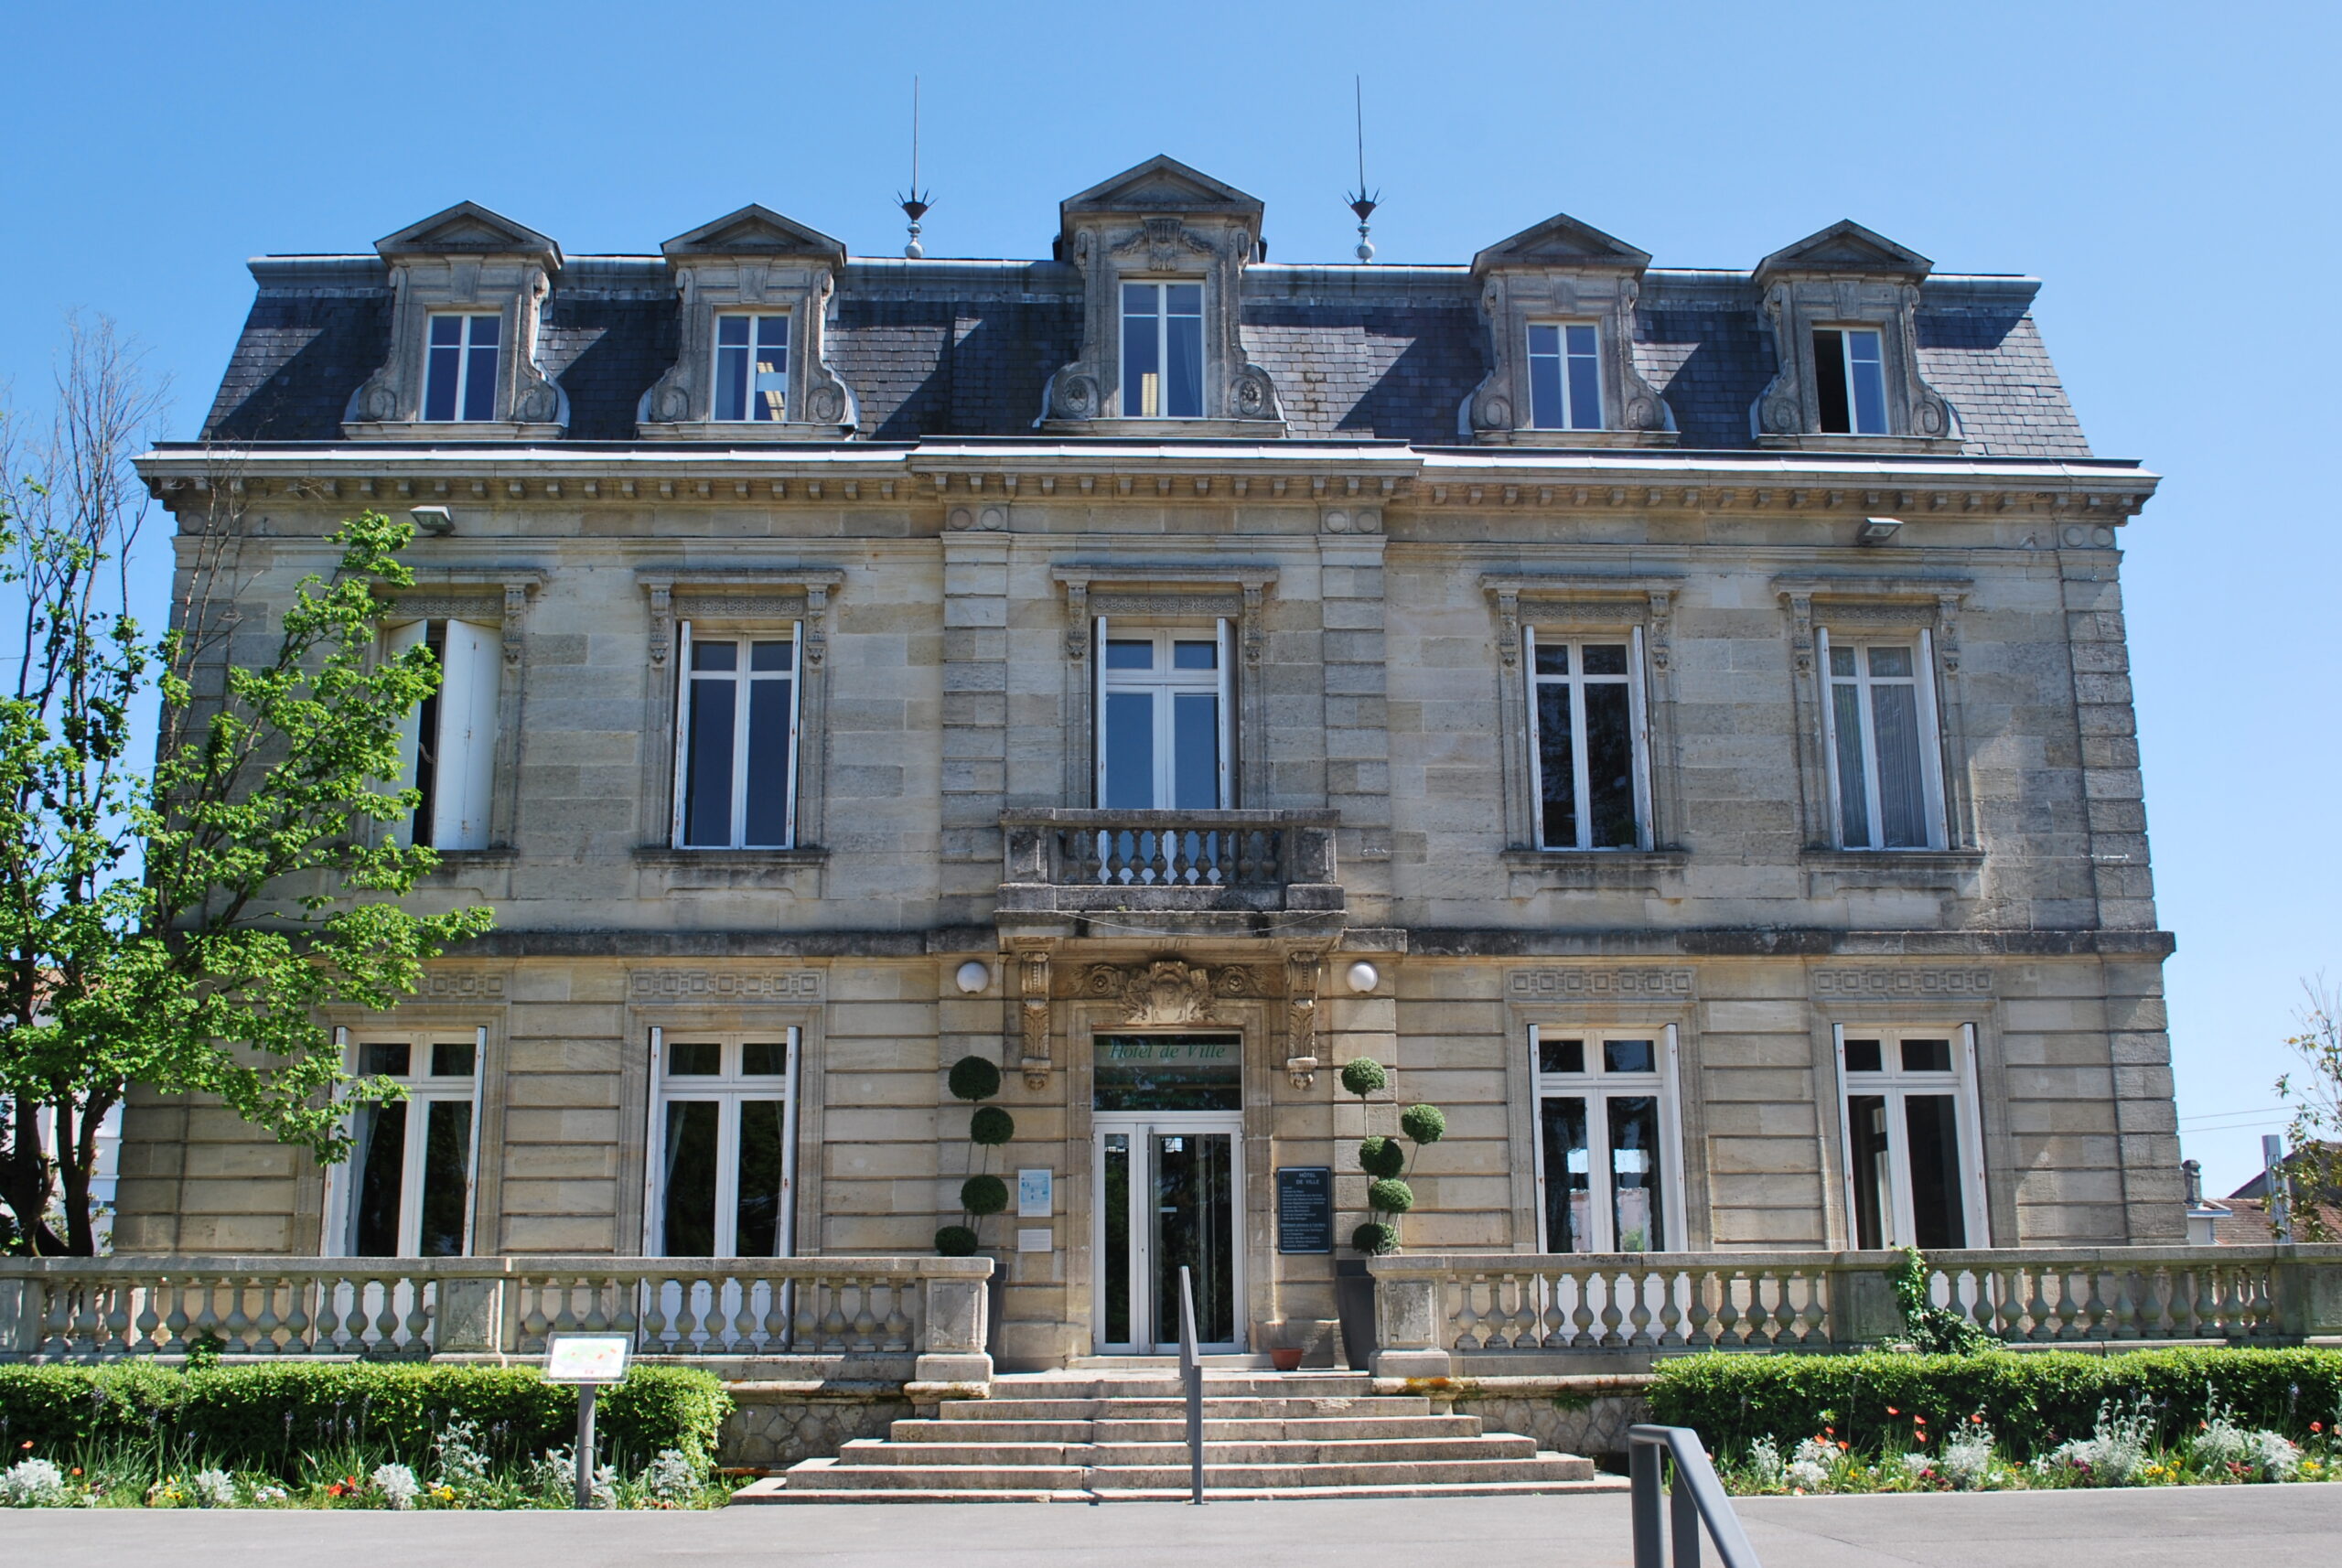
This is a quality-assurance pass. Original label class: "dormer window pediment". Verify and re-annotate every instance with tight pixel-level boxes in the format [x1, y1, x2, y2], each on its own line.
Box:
[639, 205, 858, 440]
[345, 201, 566, 440]
[1750, 220, 1959, 452]
[1041, 156, 1284, 435]
[1466, 210, 1674, 447]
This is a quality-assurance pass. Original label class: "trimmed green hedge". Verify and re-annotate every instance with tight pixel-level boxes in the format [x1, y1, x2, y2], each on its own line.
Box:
[0, 1362, 732, 1472]
[1649, 1348, 2342, 1459]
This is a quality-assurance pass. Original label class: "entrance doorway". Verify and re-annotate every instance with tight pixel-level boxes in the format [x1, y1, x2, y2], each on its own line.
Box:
[1090, 1034, 1243, 1353]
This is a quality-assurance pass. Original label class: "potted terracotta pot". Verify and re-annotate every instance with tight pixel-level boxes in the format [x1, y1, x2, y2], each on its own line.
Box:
[1269, 1346, 1306, 1371]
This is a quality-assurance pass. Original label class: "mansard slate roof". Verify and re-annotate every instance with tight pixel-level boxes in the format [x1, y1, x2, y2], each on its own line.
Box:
[200, 209, 2091, 458]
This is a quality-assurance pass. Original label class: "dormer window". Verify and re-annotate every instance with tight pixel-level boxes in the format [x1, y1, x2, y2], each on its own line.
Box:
[1527, 323, 1603, 431]
[423, 315, 502, 423]
[1121, 283, 1204, 419]
[714, 313, 791, 423]
[1813, 328, 1888, 435]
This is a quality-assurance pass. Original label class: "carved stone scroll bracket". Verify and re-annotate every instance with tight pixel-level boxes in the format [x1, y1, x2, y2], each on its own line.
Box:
[1645, 588, 1675, 675]
[1785, 591, 1815, 675]
[1496, 588, 1521, 668]
[804, 584, 830, 667]
[501, 579, 532, 669]
[1284, 951, 1322, 1090]
[1241, 584, 1264, 666]
[1016, 946, 1052, 1090]
[647, 583, 675, 670]
[1065, 582, 1090, 660]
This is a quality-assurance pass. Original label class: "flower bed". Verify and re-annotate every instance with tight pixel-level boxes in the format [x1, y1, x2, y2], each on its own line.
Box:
[0, 1362, 736, 1509]
[1648, 1347, 2342, 1495]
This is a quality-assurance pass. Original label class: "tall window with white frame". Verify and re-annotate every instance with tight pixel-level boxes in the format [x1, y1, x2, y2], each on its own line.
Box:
[1811, 328, 1888, 435]
[423, 314, 501, 423]
[340, 1038, 480, 1257]
[675, 626, 801, 849]
[1099, 626, 1230, 811]
[1531, 1029, 1678, 1252]
[1527, 628, 1648, 850]
[1837, 1031, 1983, 1250]
[652, 1035, 797, 1258]
[1122, 282, 1204, 418]
[714, 313, 790, 422]
[1822, 630, 1943, 850]
[1527, 322, 1603, 431]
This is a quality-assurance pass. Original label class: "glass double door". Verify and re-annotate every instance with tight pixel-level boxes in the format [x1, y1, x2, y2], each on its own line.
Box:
[1093, 1114, 1242, 1354]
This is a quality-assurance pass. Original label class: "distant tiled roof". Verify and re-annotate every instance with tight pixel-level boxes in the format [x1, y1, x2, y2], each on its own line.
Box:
[197, 254, 2096, 456]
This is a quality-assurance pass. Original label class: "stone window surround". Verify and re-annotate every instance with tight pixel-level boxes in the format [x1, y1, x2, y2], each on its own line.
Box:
[1752, 282, 1955, 452]
[636, 205, 856, 440]
[345, 207, 566, 440]
[1463, 209, 1674, 448]
[380, 572, 543, 864]
[1805, 1000, 2006, 1251]
[297, 1004, 510, 1256]
[1775, 574, 1981, 880]
[1040, 157, 1284, 435]
[1501, 997, 1706, 1251]
[1483, 573, 1688, 890]
[636, 568, 843, 870]
[617, 996, 828, 1258]
[1051, 563, 1278, 808]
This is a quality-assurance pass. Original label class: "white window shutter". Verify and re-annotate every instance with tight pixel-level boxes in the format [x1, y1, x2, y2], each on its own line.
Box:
[463, 1026, 488, 1255]
[1660, 1023, 1689, 1250]
[1092, 615, 1109, 805]
[320, 1026, 353, 1253]
[383, 621, 428, 848]
[1830, 1022, 1859, 1248]
[1959, 1023, 1993, 1247]
[642, 1027, 665, 1255]
[1629, 624, 1654, 850]
[778, 1026, 801, 1259]
[1526, 1026, 1551, 1251]
[435, 620, 501, 850]
[671, 622, 694, 848]
[1215, 618, 1234, 808]
[1815, 625, 1842, 847]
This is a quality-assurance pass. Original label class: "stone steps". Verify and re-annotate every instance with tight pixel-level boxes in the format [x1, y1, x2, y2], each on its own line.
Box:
[741, 1371, 1622, 1504]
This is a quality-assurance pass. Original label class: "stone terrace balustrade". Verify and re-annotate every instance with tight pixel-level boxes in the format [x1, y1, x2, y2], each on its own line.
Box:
[0, 1255, 993, 1389]
[1369, 1245, 2342, 1376]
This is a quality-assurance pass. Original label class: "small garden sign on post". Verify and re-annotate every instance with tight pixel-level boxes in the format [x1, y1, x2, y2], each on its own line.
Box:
[543, 1333, 631, 1509]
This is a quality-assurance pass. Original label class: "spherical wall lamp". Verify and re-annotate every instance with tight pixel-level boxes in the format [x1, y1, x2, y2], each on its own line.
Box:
[1346, 961, 1380, 994]
[954, 960, 993, 995]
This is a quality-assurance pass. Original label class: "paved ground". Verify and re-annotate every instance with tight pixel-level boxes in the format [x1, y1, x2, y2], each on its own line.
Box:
[5, 1487, 2336, 1564]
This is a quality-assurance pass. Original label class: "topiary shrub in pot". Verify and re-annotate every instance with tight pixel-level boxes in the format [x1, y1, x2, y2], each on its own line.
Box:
[1333, 1058, 1445, 1369]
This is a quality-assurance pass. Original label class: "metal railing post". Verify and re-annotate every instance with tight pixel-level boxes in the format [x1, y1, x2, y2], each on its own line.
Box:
[1178, 1263, 1204, 1505]
[1628, 1424, 1762, 1568]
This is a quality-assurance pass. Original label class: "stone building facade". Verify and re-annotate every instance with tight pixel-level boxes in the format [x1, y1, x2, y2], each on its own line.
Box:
[124, 157, 2180, 1368]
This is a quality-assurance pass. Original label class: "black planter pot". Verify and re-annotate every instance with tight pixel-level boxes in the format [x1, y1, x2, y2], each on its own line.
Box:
[985, 1266, 1004, 1359]
[1334, 1258, 1376, 1371]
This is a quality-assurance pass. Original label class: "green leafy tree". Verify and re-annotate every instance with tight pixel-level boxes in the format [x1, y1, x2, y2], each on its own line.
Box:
[2274, 983, 2342, 1240]
[0, 320, 492, 1254]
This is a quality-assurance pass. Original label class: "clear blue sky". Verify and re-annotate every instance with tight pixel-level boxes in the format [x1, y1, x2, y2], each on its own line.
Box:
[3, 1, 2334, 1195]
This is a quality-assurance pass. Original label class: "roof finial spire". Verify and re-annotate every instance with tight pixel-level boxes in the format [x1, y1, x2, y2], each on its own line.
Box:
[1346, 76, 1379, 263]
[898, 76, 931, 259]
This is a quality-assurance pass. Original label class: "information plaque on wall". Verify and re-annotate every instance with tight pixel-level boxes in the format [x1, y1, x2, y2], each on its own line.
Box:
[1275, 1166, 1334, 1254]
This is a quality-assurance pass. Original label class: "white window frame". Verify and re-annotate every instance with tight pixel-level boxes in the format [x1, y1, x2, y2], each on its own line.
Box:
[1816, 326, 1889, 436]
[1094, 619, 1234, 809]
[1120, 279, 1206, 420]
[1830, 1022, 1991, 1250]
[1527, 1025, 1687, 1253]
[1524, 625, 1652, 851]
[422, 312, 501, 424]
[713, 310, 791, 423]
[321, 1026, 487, 1257]
[643, 1027, 800, 1259]
[1526, 319, 1604, 431]
[670, 620, 805, 850]
[1817, 626, 1947, 851]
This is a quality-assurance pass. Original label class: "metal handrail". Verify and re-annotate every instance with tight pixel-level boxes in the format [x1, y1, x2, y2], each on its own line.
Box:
[1628, 1424, 1761, 1568]
[1177, 1263, 1204, 1505]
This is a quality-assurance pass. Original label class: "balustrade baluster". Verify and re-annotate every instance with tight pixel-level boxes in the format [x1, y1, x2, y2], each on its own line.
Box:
[1625, 1269, 1656, 1348]
[1681, 1270, 1714, 1349]
[1533, 1271, 1564, 1348]
[2025, 1268, 2056, 1342]
[2147, 1266, 2177, 1338]
[134, 1284, 163, 1355]
[1712, 1273, 1744, 1347]
[1567, 1271, 1597, 1348]
[1595, 1271, 1626, 1348]
[818, 1276, 850, 1354]
[1454, 1273, 1488, 1350]
[880, 1278, 913, 1353]
[2243, 1266, 2275, 1340]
